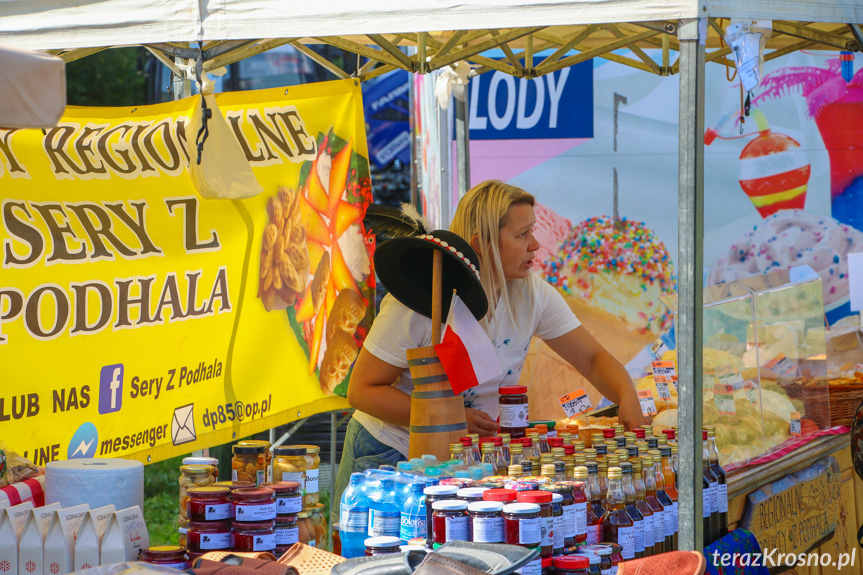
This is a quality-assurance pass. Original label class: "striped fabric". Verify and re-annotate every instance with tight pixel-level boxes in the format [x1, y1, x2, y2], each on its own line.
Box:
[0, 476, 45, 508]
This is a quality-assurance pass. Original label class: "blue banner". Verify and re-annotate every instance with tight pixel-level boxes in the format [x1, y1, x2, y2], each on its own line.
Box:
[363, 70, 411, 167]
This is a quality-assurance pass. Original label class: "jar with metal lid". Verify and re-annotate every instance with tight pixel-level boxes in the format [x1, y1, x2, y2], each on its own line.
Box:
[553, 555, 590, 575]
[179, 465, 216, 527]
[503, 502, 541, 546]
[549, 493, 564, 556]
[290, 445, 321, 506]
[182, 457, 219, 481]
[232, 487, 277, 521]
[499, 385, 529, 439]
[232, 520, 276, 552]
[457, 487, 488, 503]
[232, 444, 267, 485]
[573, 549, 601, 575]
[237, 439, 273, 482]
[600, 542, 623, 570]
[272, 446, 307, 496]
[517, 491, 553, 559]
[187, 520, 231, 552]
[274, 515, 299, 548]
[364, 536, 401, 556]
[465, 501, 502, 543]
[432, 500, 470, 546]
[305, 503, 327, 548]
[140, 545, 190, 570]
[580, 545, 612, 574]
[260, 481, 302, 516]
[178, 527, 187, 548]
[187, 486, 232, 521]
[214, 480, 254, 492]
[423, 485, 459, 548]
[505, 480, 539, 493]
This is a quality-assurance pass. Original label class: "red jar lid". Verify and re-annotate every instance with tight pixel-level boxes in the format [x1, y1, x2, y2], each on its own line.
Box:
[662, 429, 676, 439]
[260, 481, 300, 494]
[603, 429, 615, 438]
[517, 490, 552, 504]
[232, 520, 275, 531]
[542, 558, 553, 568]
[520, 437, 533, 446]
[215, 480, 255, 491]
[499, 385, 527, 395]
[703, 430, 708, 440]
[232, 487, 275, 502]
[479, 436, 495, 443]
[548, 438, 564, 447]
[553, 555, 589, 569]
[563, 445, 575, 455]
[188, 520, 231, 531]
[460, 437, 473, 446]
[188, 486, 230, 499]
[634, 429, 646, 438]
[492, 436, 502, 446]
[482, 488, 517, 502]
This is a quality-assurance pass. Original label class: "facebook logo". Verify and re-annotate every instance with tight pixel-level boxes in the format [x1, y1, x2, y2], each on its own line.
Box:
[99, 364, 124, 414]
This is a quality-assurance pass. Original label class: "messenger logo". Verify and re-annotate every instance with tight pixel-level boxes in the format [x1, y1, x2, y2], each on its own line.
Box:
[68, 422, 99, 459]
[99, 364, 124, 414]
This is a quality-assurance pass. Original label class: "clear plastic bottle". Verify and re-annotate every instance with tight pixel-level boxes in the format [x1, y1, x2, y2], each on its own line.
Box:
[400, 482, 427, 544]
[368, 478, 400, 538]
[339, 473, 369, 558]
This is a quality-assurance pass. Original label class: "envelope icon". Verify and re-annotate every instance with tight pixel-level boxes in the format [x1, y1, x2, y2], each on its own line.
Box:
[171, 404, 196, 445]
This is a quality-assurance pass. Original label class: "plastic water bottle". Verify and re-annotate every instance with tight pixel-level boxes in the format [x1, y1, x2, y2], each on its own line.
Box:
[339, 473, 369, 558]
[400, 482, 427, 543]
[368, 478, 400, 538]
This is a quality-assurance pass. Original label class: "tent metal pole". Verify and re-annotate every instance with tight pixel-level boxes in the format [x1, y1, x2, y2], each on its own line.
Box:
[676, 17, 705, 552]
[454, 81, 471, 199]
[329, 411, 336, 551]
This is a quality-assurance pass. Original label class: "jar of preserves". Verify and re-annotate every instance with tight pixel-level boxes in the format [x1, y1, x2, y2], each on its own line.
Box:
[232, 487, 277, 521]
[182, 457, 219, 481]
[483, 488, 517, 503]
[178, 527, 187, 549]
[232, 520, 276, 552]
[364, 536, 401, 556]
[274, 515, 299, 547]
[502, 502, 541, 547]
[214, 480, 254, 492]
[457, 487, 488, 503]
[552, 555, 590, 575]
[499, 385, 529, 439]
[291, 445, 321, 506]
[305, 503, 328, 548]
[580, 545, 612, 574]
[550, 493, 564, 556]
[179, 465, 216, 527]
[140, 545, 189, 570]
[517, 491, 553, 559]
[187, 486, 232, 521]
[261, 481, 302, 516]
[542, 483, 576, 549]
[431, 500, 470, 546]
[272, 446, 307, 495]
[573, 549, 601, 575]
[467, 501, 504, 543]
[187, 520, 231, 552]
[237, 440, 273, 482]
[232, 444, 267, 485]
[423, 485, 459, 548]
[601, 542, 623, 570]
[505, 480, 539, 493]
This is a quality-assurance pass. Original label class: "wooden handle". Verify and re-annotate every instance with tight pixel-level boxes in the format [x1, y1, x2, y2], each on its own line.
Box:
[431, 249, 443, 345]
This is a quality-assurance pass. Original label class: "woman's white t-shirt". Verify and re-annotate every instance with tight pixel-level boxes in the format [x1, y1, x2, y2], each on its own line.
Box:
[353, 272, 581, 456]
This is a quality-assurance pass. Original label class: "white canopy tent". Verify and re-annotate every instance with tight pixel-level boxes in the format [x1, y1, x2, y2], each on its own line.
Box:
[1, 0, 860, 550]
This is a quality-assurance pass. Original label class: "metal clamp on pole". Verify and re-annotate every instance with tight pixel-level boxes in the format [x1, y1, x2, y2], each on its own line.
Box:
[194, 42, 211, 165]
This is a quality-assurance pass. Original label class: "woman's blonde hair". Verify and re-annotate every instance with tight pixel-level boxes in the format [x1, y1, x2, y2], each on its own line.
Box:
[450, 180, 535, 325]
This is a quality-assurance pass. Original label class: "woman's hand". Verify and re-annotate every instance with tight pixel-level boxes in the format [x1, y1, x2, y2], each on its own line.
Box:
[617, 388, 651, 431]
[466, 408, 498, 436]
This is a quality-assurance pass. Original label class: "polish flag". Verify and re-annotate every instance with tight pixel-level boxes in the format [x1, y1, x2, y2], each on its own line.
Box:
[435, 294, 503, 394]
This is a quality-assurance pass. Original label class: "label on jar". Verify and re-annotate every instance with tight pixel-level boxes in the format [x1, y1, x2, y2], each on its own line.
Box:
[252, 532, 276, 551]
[305, 468, 320, 494]
[633, 518, 644, 554]
[204, 503, 232, 520]
[540, 515, 553, 547]
[471, 515, 503, 543]
[499, 403, 528, 428]
[602, 568, 618, 575]
[276, 495, 303, 514]
[552, 513, 564, 549]
[517, 516, 541, 545]
[340, 506, 369, 533]
[369, 510, 400, 537]
[664, 505, 674, 537]
[703, 484, 714, 516]
[445, 515, 470, 541]
[572, 501, 586, 536]
[619, 524, 635, 559]
[198, 531, 232, 550]
[275, 525, 299, 545]
[281, 471, 305, 492]
[709, 481, 719, 518]
[234, 502, 277, 521]
[717, 483, 728, 513]
[672, 500, 679, 532]
[256, 469, 265, 486]
[653, 510, 664, 544]
[587, 523, 602, 545]
[515, 557, 542, 575]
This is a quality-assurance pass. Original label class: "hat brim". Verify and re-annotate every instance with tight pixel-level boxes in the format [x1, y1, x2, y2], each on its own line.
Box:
[374, 236, 488, 321]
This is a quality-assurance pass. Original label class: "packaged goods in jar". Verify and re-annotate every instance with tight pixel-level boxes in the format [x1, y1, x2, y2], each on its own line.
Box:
[232, 444, 267, 485]
[178, 528, 187, 549]
[483, 488, 517, 503]
[431, 500, 470, 545]
[237, 440, 273, 482]
[187, 486, 232, 521]
[232, 520, 276, 552]
[214, 480, 254, 492]
[364, 536, 401, 556]
[261, 481, 302, 516]
[552, 555, 590, 575]
[516, 491, 553, 559]
[274, 515, 299, 547]
[273, 446, 307, 494]
[467, 501, 504, 543]
[499, 385, 529, 439]
[233, 487, 277, 521]
[291, 445, 321, 506]
[140, 545, 190, 570]
[182, 457, 219, 481]
[423, 485, 459, 549]
[305, 503, 328, 548]
[179, 464, 216, 527]
[187, 520, 232, 552]
[502, 502, 541, 546]
[296, 509, 315, 546]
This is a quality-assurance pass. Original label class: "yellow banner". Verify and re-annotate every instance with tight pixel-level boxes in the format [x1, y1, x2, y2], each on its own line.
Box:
[0, 80, 374, 465]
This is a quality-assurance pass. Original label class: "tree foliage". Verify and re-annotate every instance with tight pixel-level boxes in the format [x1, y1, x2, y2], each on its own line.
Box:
[66, 47, 151, 107]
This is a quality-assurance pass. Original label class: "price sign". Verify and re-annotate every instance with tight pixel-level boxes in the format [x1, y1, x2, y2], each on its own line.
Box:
[650, 338, 669, 358]
[790, 411, 802, 436]
[716, 363, 743, 388]
[713, 383, 736, 416]
[637, 389, 657, 416]
[765, 353, 797, 377]
[651, 360, 677, 399]
[743, 379, 759, 404]
[559, 389, 592, 418]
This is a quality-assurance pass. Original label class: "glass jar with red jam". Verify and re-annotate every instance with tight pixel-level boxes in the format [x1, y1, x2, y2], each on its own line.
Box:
[232, 520, 276, 552]
[187, 520, 231, 552]
[581, 545, 612, 573]
[573, 549, 601, 575]
[261, 481, 302, 516]
[467, 501, 504, 543]
[549, 493, 564, 556]
[187, 486, 232, 522]
[424, 485, 459, 548]
[601, 542, 623, 569]
[140, 545, 189, 570]
[232, 487, 277, 521]
[457, 487, 488, 503]
[215, 480, 255, 492]
[541, 483, 575, 549]
[431, 500, 470, 546]
[364, 536, 401, 556]
[499, 385, 529, 439]
[553, 555, 590, 575]
[516, 491, 553, 559]
[483, 488, 517, 504]
[502, 502, 541, 547]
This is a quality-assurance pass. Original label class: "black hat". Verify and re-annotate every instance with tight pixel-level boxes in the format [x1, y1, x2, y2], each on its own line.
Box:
[374, 230, 488, 321]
